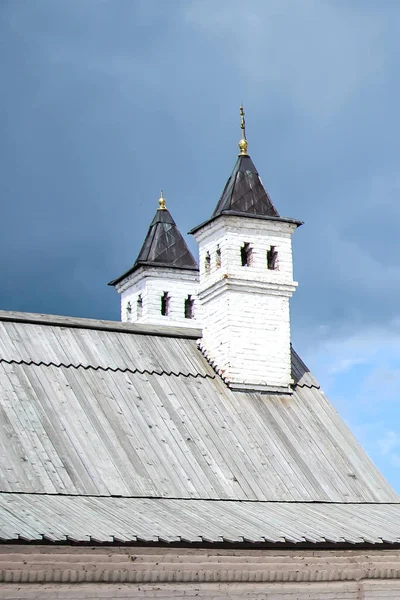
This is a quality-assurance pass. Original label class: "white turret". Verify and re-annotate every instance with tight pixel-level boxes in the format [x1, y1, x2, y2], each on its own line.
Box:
[190, 108, 301, 391]
[109, 193, 200, 328]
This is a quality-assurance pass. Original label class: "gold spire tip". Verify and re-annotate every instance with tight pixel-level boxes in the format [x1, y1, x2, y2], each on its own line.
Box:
[158, 189, 166, 210]
[238, 104, 249, 156]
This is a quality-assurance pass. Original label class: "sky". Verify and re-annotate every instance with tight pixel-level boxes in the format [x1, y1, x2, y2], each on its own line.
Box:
[1, 0, 400, 491]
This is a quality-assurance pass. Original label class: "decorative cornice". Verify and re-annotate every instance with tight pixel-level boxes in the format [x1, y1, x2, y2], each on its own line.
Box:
[115, 265, 199, 294]
[2, 547, 400, 584]
[199, 276, 298, 303]
[190, 212, 301, 238]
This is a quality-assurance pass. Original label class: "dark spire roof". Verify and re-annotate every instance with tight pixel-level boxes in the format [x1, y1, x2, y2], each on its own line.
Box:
[189, 154, 302, 235]
[190, 108, 302, 235]
[109, 207, 198, 287]
[212, 154, 279, 218]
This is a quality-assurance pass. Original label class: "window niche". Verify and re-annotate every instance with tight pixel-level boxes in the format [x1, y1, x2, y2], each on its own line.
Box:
[215, 245, 221, 268]
[184, 295, 194, 319]
[126, 301, 132, 321]
[161, 292, 170, 316]
[240, 242, 253, 267]
[137, 295, 143, 319]
[267, 246, 278, 270]
[205, 251, 211, 274]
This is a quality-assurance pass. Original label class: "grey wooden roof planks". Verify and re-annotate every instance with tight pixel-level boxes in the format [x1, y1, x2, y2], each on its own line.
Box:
[1, 494, 400, 544]
[0, 310, 399, 546]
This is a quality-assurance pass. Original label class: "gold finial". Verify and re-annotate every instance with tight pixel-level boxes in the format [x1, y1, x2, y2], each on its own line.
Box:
[238, 104, 249, 156]
[158, 189, 166, 210]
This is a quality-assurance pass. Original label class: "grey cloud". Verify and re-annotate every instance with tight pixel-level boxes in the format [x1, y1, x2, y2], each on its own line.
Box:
[1, 0, 400, 352]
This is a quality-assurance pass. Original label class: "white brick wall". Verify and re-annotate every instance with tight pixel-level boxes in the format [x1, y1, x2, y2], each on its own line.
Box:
[114, 266, 200, 328]
[114, 214, 298, 390]
[193, 215, 298, 391]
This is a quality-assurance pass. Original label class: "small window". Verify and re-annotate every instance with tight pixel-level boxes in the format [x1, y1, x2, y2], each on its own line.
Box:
[161, 292, 170, 316]
[215, 245, 221, 268]
[241, 242, 253, 266]
[267, 246, 278, 270]
[137, 295, 143, 319]
[126, 301, 132, 320]
[205, 251, 211, 274]
[184, 295, 194, 319]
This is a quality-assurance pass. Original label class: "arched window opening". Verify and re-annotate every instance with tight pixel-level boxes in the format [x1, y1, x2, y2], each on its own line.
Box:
[161, 292, 170, 316]
[185, 295, 194, 319]
[137, 295, 143, 319]
[267, 246, 278, 270]
[241, 242, 253, 266]
[215, 245, 221, 268]
[205, 251, 211, 274]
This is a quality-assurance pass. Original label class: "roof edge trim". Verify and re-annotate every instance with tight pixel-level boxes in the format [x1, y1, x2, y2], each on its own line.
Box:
[189, 211, 304, 235]
[0, 310, 202, 339]
[109, 261, 199, 287]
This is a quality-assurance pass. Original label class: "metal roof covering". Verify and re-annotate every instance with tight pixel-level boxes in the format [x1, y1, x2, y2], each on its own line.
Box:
[188, 154, 303, 234]
[109, 207, 198, 286]
[212, 155, 279, 218]
[1, 494, 400, 545]
[0, 311, 399, 545]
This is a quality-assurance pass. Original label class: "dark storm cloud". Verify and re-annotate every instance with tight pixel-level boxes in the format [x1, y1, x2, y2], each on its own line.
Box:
[1, 0, 400, 350]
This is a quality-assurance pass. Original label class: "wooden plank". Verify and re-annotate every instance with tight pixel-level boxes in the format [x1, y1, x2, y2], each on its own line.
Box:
[101, 370, 169, 496]
[39, 364, 121, 496]
[162, 375, 240, 499]
[182, 376, 271, 500]
[1, 363, 72, 494]
[254, 391, 334, 500]
[0, 364, 52, 493]
[166, 376, 254, 500]
[123, 372, 192, 498]
[0, 384, 32, 491]
[18, 364, 98, 495]
[199, 377, 295, 501]
[72, 367, 153, 496]
[216, 386, 297, 501]
[137, 374, 210, 498]
[284, 390, 357, 500]
[301, 386, 399, 502]
[146, 375, 219, 499]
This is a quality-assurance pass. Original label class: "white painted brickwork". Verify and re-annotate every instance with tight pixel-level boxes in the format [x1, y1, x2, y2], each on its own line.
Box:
[116, 213, 298, 390]
[193, 215, 298, 391]
[115, 266, 200, 329]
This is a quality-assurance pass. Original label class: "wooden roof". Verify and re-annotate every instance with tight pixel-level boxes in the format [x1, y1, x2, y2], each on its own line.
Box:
[0, 310, 398, 545]
[1, 495, 400, 544]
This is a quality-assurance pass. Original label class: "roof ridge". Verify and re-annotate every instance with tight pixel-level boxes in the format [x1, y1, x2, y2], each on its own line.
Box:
[0, 310, 202, 339]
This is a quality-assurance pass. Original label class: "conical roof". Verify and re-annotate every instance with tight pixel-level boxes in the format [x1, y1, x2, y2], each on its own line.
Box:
[190, 107, 302, 235]
[189, 153, 302, 235]
[109, 206, 198, 287]
[212, 154, 279, 218]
